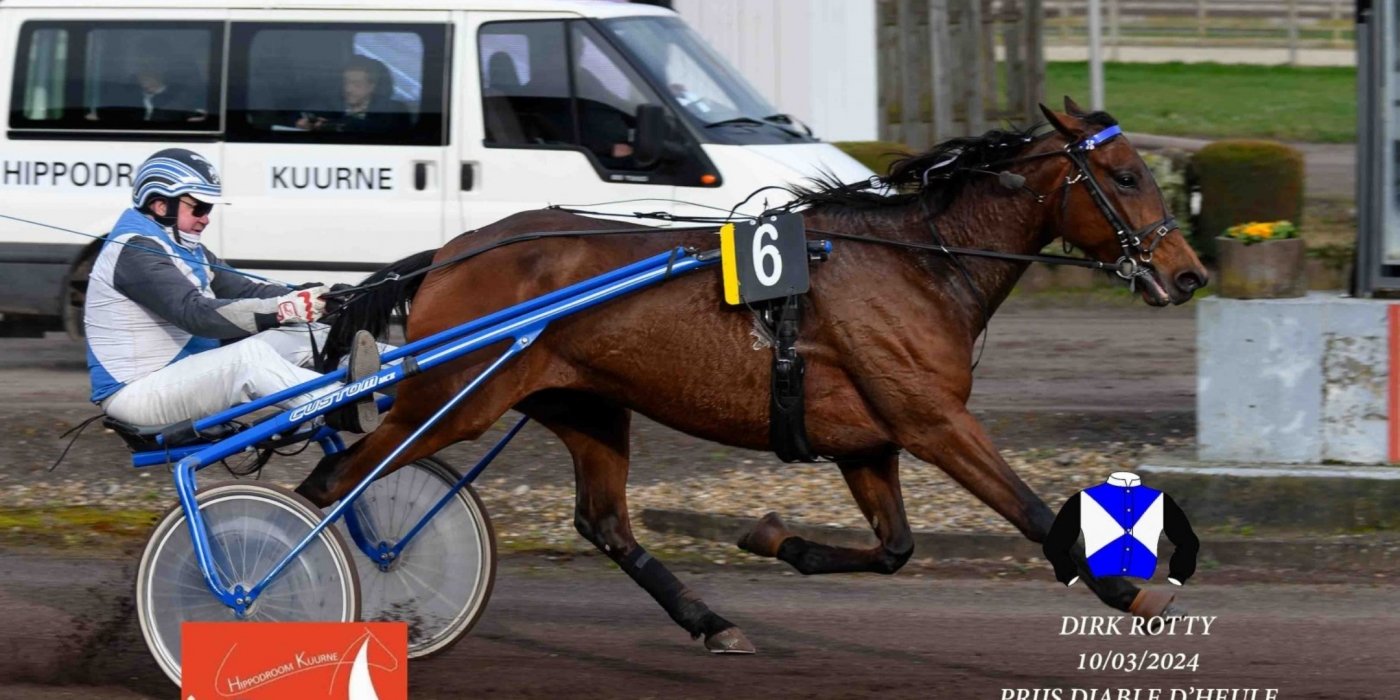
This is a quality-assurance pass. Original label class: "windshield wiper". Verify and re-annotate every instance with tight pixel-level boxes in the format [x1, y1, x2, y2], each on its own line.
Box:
[703, 117, 768, 129]
[705, 115, 806, 138]
[762, 113, 813, 137]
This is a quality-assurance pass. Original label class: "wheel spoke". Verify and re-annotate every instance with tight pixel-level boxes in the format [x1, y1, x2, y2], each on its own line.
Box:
[137, 485, 358, 688]
[341, 461, 494, 657]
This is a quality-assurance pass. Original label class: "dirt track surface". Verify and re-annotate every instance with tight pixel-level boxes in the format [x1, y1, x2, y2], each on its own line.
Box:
[0, 296, 1246, 698]
[1, 548, 1397, 699]
[0, 297, 1196, 544]
[0, 296, 1195, 489]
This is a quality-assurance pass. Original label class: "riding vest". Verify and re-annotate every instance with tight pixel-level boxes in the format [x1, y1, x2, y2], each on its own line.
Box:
[1042, 472, 1199, 584]
[85, 208, 289, 404]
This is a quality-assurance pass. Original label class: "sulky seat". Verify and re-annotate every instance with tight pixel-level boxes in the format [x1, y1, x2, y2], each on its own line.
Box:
[103, 415, 244, 453]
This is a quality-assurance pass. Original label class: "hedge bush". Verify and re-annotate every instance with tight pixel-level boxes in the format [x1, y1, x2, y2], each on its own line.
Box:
[832, 141, 916, 177]
[1191, 139, 1305, 260]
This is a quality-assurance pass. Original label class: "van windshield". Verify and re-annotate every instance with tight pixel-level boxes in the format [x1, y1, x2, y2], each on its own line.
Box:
[601, 16, 813, 144]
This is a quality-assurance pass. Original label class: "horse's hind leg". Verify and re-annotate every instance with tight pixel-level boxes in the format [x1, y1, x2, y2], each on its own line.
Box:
[738, 452, 915, 575]
[901, 406, 1146, 615]
[522, 390, 755, 654]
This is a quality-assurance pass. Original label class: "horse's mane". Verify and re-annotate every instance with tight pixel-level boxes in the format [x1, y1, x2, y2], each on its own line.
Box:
[792, 111, 1118, 215]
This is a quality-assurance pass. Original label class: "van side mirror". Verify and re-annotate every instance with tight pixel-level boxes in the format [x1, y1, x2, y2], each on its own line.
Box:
[633, 104, 676, 168]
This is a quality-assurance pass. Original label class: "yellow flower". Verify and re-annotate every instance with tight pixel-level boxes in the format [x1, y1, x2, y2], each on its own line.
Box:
[1243, 223, 1273, 239]
[1226, 219, 1298, 244]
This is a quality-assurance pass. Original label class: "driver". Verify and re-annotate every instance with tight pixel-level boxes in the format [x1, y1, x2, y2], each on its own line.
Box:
[85, 148, 382, 433]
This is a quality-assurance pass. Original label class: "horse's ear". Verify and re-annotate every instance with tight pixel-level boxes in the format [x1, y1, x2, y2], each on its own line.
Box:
[1039, 102, 1085, 140]
[1063, 95, 1088, 116]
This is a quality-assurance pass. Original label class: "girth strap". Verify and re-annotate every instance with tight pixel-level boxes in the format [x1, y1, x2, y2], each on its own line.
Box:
[769, 295, 819, 463]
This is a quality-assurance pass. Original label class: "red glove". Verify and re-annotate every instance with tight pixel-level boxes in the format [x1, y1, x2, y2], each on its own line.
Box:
[274, 286, 329, 324]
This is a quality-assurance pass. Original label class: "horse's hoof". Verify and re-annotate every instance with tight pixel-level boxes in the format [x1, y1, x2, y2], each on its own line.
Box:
[737, 512, 793, 558]
[1128, 589, 1178, 619]
[1161, 600, 1189, 619]
[705, 627, 756, 654]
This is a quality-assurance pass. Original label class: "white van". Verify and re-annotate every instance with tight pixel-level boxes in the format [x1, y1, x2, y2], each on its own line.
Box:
[0, 0, 873, 337]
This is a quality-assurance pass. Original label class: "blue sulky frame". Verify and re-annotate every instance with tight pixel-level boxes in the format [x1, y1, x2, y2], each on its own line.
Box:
[127, 248, 720, 616]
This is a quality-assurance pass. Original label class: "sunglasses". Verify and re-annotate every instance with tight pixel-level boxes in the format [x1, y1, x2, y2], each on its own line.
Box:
[180, 197, 215, 217]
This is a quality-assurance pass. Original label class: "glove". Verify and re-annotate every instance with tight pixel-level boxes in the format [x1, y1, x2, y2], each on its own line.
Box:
[274, 285, 328, 324]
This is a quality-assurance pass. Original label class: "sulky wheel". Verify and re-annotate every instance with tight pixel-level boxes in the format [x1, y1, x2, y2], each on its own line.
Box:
[335, 456, 497, 658]
[136, 482, 360, 686]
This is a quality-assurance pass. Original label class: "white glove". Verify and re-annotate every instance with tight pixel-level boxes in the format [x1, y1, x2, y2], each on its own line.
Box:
[274, 286, 329, 324]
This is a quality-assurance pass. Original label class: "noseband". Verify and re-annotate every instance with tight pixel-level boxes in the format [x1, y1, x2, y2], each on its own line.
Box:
[1056, 125, 1177, 289]
[901, 122, 1180, 292]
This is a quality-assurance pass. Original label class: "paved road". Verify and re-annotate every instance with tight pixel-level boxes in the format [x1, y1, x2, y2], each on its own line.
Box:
[1, 549, 1396, 699]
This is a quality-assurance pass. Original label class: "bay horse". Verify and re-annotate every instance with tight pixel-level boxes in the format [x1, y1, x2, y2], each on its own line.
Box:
[299, 99, 1208, 653]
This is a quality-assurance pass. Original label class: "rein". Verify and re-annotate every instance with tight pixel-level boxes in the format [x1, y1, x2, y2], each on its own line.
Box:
[321, 225, 722, 300]
[0, 211, 293, 286]
[805, 227, 1125, 271]
[326, 123, 1177, 307]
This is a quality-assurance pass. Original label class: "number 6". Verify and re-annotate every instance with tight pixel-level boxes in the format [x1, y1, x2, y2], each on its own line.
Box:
[753, 223, 782, 286]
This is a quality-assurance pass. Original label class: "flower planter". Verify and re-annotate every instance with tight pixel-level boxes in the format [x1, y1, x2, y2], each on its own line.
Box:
[1215, 236, 1307, 299]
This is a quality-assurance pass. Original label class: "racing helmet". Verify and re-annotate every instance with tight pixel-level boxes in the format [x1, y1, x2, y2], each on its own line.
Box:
[131, 148, 227, 225]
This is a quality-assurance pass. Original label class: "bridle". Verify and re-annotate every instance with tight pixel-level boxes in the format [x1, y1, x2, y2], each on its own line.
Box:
[1059, 125, 1177, 289]
[985, 123, 1178, 291]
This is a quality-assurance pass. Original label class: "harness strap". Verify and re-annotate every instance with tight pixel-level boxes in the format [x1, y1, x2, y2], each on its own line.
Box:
[768, 295, 819, 463]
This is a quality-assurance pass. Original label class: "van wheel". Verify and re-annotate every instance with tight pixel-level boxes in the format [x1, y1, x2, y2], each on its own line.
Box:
[63, 252, 95, 340]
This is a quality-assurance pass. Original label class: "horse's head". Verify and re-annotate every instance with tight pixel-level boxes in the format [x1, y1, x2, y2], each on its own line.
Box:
[1035, 97, 1208, 306]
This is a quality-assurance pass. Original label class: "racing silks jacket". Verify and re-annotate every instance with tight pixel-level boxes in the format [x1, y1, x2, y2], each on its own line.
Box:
[1043, 472, 1199, 584]
[84, 208, 291, 404]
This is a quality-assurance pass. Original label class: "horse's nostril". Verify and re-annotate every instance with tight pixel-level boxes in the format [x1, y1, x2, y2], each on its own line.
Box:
[1175, 270, 1206, 293]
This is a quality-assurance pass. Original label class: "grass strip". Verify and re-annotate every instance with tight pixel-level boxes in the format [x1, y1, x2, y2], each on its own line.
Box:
[0, 506, 160, 549]
[1045, 61, 1356, 143]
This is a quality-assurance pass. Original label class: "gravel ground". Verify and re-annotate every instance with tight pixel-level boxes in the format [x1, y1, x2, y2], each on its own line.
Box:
[0, 294, 1197, 561]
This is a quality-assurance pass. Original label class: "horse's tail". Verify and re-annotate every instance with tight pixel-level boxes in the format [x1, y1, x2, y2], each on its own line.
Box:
[317, 248, 438, 371]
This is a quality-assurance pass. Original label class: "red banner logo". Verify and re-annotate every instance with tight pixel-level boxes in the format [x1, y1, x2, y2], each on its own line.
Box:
[182, 622, 407, 700]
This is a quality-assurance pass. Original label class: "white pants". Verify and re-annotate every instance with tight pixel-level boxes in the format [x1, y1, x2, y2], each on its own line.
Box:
[102, 324, 379, 427]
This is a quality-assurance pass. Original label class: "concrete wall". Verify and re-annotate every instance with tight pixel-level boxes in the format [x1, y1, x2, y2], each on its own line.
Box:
[671, 0, 879, 142]
[1198, 295, 1391, 465]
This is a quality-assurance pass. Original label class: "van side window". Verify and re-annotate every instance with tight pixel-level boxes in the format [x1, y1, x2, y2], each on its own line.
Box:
[227, 23, 449, 146]
[570, 22, 663, 171]
[9, 21, 222, 132]
[479, 20, 665, 173]
[479, 21, 575, 148]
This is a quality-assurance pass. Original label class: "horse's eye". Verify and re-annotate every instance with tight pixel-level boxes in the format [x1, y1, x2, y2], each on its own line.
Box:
[1114, 172, 1138, 189]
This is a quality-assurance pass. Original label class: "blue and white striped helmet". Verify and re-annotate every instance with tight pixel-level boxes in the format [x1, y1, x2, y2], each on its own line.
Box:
[131, 148, 226, 208]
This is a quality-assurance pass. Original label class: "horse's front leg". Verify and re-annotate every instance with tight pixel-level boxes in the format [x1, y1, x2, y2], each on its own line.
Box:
[738, 452, 915, 575]
[522, 390, 755, 654]
[898, 405, 1154, 616]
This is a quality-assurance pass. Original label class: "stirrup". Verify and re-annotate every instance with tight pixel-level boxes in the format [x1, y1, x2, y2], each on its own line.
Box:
[326, 330, 382, 434]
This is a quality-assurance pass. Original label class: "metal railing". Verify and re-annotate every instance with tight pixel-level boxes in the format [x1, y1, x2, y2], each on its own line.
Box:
[1041, 0, 1354, 62]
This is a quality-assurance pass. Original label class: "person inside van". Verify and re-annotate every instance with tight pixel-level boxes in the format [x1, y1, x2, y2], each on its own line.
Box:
[572, 42, 638, 169]
[85, 148, 383, 434]
[87, 61, 207, 124]
[295, 55, 409, 134]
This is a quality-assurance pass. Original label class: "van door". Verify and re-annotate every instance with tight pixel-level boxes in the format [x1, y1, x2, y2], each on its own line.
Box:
[221, 11, 451, 284]
[456, 12, 680, 233]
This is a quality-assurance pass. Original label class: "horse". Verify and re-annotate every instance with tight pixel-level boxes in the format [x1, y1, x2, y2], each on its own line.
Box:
[298, 98, 1209, 653]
